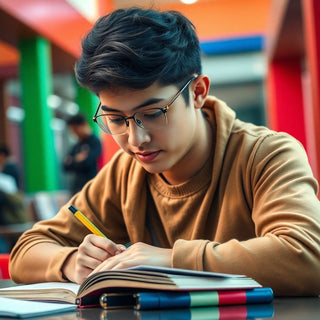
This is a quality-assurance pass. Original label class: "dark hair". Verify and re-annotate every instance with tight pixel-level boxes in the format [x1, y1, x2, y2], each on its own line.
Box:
[0, 144, 10, 157]
[75, 7, 201, 95]
[66, 113, 87, 126]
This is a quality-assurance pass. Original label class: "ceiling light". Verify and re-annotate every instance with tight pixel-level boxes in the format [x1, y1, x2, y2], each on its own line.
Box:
[180, 0, 198, 4]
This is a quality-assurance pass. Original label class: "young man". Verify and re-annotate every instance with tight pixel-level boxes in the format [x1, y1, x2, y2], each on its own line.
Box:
[63, 113, 102, 195]
[9, 8, 320, 296]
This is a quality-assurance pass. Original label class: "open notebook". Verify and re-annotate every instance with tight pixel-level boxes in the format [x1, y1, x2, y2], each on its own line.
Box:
[0, 266, 264, 308]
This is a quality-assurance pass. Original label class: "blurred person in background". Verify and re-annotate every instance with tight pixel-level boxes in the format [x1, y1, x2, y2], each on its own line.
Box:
[0, 144, 27, 251]
[0, 143, 23, 226]
[63, 113, 102, 195]
[0, 144, 20, 190]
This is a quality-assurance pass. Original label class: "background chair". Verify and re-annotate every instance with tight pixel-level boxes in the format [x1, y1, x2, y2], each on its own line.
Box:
[0, 253, 10, 279]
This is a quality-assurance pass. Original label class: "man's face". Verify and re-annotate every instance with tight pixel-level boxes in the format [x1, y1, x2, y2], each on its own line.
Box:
[98, 81, 200, 176]
[68, 124, 86, 140]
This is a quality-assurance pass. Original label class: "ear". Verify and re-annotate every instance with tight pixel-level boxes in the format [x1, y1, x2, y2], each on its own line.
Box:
[192, 75, 210, 109]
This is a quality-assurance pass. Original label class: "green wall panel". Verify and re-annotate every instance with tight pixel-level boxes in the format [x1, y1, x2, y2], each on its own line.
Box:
[19, 37, 58, 192]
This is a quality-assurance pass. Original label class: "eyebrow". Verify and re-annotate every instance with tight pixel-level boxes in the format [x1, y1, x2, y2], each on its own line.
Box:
[101, 98, 165, 113]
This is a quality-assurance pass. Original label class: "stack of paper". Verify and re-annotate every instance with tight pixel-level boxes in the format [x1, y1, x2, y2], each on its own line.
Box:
[0, 297, 77, 318]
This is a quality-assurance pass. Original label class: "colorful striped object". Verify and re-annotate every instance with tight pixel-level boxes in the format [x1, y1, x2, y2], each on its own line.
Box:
[134, 288, 273, 310]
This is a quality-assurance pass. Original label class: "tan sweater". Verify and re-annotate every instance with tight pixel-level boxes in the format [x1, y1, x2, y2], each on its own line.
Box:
[10, 97, 320, 296]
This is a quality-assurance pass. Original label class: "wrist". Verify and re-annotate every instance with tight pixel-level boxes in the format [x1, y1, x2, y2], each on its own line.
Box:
[61, 250, 77, 282]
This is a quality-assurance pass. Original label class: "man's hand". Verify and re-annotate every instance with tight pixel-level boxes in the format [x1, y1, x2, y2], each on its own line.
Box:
[75, 149, 89, 162]
[89, 242, 172, 275]
[62, 234, 126, 284]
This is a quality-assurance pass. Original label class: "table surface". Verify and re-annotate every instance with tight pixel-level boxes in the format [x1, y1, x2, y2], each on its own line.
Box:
[0, 280, 319, 319]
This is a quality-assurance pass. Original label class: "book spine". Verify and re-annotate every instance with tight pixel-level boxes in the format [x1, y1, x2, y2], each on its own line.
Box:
[77, 295, 101, 308]
[218, 288, 273, 305]
[135, 288, 273, 310]
[100, 293, 136, 309]
[135, 292, 190, 310]
[246, 287, 274, 304]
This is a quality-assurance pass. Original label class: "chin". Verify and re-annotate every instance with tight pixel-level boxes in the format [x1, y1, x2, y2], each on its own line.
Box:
[140, 163, 168, 174]
[142, 166, 163, 174]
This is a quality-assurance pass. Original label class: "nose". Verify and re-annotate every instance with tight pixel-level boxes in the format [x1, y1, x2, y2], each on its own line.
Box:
[127, 120, 151, 147]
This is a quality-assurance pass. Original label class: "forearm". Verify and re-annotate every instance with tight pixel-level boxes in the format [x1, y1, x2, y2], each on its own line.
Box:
[172, 236, 320, 296]
[10, 242, 77, 284]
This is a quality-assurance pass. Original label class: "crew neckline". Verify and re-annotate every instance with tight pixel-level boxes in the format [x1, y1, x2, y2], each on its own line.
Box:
[148, 151, 213, 198]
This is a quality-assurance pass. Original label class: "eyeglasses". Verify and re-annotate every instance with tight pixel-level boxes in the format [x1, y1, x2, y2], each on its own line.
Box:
[93, 76, 196, 135]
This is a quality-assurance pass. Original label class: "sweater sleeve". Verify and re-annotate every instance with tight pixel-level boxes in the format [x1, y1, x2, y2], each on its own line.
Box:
[172, 133, 320, 296]
[9, 151, 132, 283]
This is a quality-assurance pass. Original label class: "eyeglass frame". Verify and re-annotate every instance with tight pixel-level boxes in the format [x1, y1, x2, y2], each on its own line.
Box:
[93, 75, 197, 135]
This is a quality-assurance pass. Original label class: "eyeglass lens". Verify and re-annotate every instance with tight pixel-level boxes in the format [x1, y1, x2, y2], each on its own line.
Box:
[96, 108, 167, 135]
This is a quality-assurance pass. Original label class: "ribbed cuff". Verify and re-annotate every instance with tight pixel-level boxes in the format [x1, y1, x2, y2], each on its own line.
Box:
[172, 239, 210, 271]
[45, 247, 77, 282]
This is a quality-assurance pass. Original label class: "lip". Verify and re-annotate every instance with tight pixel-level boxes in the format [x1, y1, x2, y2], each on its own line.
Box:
[135, 151, 160, 163]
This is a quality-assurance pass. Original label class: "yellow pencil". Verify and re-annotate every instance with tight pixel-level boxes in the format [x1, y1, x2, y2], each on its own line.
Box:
[68, 205, 107, 238]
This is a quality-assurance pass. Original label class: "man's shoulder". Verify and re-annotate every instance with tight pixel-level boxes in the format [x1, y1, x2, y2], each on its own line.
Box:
[87, 133, 101, 144]
[232, 119, 275, 139]
[231, 119, 301, 147]
[2, 162, 19, 180]
[204, 95, 304, 155]
[228, 120, 308, 170]
[3, 161, 19, 171]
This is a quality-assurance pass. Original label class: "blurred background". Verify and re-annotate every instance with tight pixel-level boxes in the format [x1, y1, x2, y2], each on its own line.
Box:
[0, 0, 319, 215]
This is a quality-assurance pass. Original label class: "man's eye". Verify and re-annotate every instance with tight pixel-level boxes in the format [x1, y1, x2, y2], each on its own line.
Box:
[142, 109, 163, 119]
[107, 116, 125, 125]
